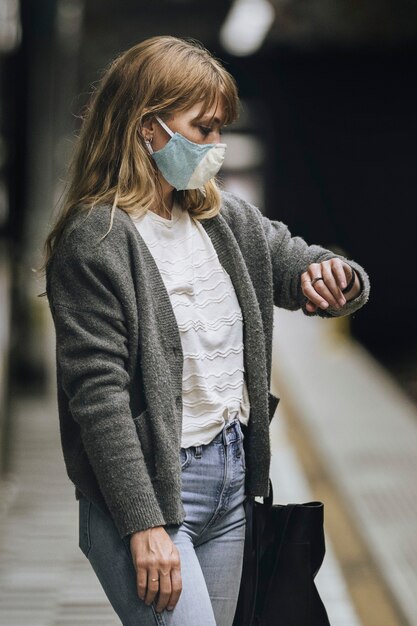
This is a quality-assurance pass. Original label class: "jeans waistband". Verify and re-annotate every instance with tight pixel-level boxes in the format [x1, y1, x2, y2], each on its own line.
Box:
[183, 418, 244, 460]
[213, 417, 244, 446]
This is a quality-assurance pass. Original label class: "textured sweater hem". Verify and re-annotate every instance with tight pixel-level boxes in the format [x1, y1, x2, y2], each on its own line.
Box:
[110, 492, 169, 538]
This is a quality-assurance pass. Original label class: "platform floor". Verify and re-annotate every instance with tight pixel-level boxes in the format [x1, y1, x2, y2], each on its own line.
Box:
[272, 308, 416, 626]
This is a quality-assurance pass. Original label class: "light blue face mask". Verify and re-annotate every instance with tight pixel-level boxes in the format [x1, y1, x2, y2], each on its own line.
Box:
[147, 116, 227, 190]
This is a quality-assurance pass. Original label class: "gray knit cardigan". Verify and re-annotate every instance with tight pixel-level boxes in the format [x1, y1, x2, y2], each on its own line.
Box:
[46, 191, 370, 538]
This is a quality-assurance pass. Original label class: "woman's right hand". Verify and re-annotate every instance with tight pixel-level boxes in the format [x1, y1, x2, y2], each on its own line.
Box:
[130, 526, 182, 613]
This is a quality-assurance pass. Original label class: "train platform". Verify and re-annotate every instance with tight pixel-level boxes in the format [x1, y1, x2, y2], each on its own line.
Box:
[271, 308, 417, 626]
[0, 306, 415, 625]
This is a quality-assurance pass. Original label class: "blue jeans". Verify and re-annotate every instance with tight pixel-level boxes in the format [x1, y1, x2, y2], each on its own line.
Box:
[78, 418, 247, 625]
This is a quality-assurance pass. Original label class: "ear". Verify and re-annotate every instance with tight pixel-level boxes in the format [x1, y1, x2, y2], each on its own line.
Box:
[140, 116, 156, 141]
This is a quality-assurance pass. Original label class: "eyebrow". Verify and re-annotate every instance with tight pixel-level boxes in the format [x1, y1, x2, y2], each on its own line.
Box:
[192, 115, 224, 126]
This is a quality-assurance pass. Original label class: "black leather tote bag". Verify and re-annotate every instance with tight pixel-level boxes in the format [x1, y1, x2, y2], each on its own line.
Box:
[233, 480, 331, 626]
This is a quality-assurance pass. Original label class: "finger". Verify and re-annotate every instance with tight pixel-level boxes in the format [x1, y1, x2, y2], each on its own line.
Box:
[136, 568, 147, 601]
[332, 259, 350, 292]
[301, 267, 331, 310]
[302, 281, 329, 310]
[167, 567, 182, 611]
[145, 571, 160, 606]
[313, 278, 343, 309]
[322, 263, 345, 307]
[305, 300, 318, 313]
[306, 262, 321, 280]
[155, 570, 172, 613]
[302, 266, 339, 309]
[300, 270, 312, 289]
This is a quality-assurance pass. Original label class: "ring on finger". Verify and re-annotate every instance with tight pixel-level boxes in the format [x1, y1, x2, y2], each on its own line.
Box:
[311, 276, 324, 286]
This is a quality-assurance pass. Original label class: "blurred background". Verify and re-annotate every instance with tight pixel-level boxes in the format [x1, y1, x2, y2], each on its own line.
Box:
[0, 0, 416, 624]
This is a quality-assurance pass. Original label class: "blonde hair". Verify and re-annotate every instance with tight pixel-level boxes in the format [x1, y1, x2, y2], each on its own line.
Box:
[39, 36, 239, 277]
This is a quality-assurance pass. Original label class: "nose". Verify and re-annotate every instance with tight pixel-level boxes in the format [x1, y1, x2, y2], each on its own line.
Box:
[211, 131, 222, 144]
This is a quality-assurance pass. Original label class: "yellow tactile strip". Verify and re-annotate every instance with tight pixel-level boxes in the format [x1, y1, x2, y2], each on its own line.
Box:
[281, 396, 408, 626]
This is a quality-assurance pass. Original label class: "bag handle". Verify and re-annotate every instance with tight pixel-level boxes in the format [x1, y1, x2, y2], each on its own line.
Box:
[263, 479, 298, 601]
[263, 478, 274, 508]
[241, 494, 258, 626]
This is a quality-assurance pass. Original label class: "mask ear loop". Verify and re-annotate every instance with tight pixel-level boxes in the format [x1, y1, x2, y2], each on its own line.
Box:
[155, 116, 175, 138]
[138, 120, 155, 155]
[145, 139, 154, 155]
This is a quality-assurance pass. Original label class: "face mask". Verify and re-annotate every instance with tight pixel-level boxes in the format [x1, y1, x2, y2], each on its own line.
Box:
[147, 116, 227, 190]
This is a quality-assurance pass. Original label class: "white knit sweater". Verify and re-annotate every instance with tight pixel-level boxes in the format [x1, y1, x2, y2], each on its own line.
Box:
[130, 202, 250, 447]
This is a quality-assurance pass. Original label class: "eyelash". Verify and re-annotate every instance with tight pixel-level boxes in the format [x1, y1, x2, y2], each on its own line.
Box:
[198, 126, 223, 137]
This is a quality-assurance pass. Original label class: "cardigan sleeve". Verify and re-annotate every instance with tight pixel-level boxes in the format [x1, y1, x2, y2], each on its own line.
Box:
[46, 237, 166, 537]
[260, 213, 370, 317]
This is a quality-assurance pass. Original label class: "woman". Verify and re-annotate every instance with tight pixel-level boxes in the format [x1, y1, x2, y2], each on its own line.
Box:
[42, 36, 370, 626]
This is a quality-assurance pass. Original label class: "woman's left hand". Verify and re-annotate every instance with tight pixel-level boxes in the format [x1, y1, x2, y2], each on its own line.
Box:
[301, 259, 357, 313]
